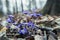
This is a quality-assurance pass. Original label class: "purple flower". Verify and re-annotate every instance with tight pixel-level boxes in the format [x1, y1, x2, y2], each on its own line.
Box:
[37, 14, 42, 16]
[30, 13, 37, 17]
[23, 10, 29, 14]
[19, 28, 28, 34]
[7, 18, 12, 23]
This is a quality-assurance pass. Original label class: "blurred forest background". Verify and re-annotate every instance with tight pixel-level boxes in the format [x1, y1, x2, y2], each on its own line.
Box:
[0, 0, 47, 17]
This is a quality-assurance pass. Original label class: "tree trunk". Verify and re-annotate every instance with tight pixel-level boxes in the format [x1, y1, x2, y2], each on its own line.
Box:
[21, 0, 23, 12]
[29, 0, 31, 11]
[43, 0, 60, 16]
[0, 0, 4, 17]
